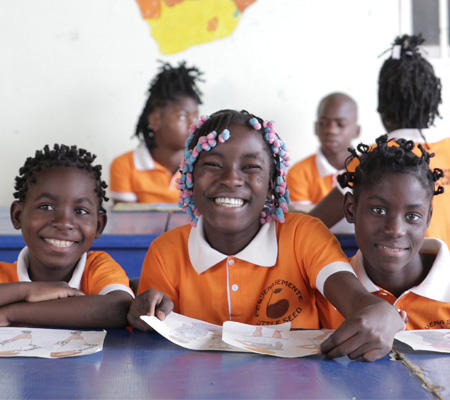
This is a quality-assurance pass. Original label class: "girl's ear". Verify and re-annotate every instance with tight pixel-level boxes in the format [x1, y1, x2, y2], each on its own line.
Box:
[148, 110, 162, 133]
[343, 192, 356, 224]
[267, 176, 276, 199]
[10, 201, 24, 230]
[95, 212, 108, 239]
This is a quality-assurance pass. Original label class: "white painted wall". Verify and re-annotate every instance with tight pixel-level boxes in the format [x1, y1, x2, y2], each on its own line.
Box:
[1, 0, 449, 207]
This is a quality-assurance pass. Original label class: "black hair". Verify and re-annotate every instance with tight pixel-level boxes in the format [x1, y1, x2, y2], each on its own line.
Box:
[338, 134, 444, 202]
[378, 34, 442, 131]
[135, 61, 204, 149]
[14, 144, 109, 212]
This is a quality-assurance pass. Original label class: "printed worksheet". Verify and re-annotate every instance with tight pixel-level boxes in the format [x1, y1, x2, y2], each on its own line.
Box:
[395, 329, 450, 353]
[0, 327, 106, 358]
[141, 312, 334, 357]
[223, 321, 333, 358]
[141, 313, 246, 352]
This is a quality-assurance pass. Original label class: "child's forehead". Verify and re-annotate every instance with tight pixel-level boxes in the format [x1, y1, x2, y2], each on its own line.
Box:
[359, 171, 432, 200]
[28, 167, 98, 196]
[319, 98, 356, 118]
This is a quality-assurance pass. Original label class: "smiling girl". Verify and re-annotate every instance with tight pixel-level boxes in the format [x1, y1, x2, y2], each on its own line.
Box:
[318, 134, 449, 330]
[0, 144, 134, 328]
[128, 109, 406, 361]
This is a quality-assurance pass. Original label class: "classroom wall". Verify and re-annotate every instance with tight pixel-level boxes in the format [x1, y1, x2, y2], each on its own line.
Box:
[1, 0, 449, 207]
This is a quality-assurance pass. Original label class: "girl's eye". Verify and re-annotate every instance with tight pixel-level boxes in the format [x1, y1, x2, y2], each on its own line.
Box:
[75, 208, 89, 215]
[371, 207, 387, 215]
[243, 164, 261, 170]
[203, 161, 221, 168]
[179, 114, 187, 121]
[38, 204, 54, 211]
[406, 213, 421, 221]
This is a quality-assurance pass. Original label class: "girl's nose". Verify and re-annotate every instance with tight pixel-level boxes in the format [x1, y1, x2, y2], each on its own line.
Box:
[383, 215, 406, 238]
[219, 167, 244, 187]
[52, 209, 74, 230]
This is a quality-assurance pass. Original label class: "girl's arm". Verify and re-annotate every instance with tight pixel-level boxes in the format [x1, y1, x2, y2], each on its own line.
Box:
[0, 290, 133, 329]
[319, 271, 405, 361]
[309, 187, 345, 227]
[0, 282, 83, 307]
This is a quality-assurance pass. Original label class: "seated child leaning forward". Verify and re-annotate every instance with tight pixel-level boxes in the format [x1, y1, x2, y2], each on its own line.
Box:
[128, 109, 406, 361]
[318, 135, 450, 330]
[0, 144, 134, 329]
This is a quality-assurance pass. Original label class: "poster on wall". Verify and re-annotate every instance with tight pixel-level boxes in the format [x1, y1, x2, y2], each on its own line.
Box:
[136, 0, 257, 54]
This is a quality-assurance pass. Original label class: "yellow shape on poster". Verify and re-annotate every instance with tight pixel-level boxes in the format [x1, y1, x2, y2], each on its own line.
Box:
[144, 0, 242, 54]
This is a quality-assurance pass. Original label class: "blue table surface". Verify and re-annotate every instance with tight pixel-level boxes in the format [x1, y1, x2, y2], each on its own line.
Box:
[0, 328, 445, 400]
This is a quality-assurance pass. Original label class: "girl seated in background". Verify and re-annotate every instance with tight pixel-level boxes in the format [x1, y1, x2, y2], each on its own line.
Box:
[110, 61, 204, 204]
[127, 109, 405, 362]
[318, 135, 449, 330]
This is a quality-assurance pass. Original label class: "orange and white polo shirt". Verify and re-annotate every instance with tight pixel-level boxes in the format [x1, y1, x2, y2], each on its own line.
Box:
[138, 212, 354, 328]
[0, 247, 134, 297]
[109, 143, 180, 204]
[287, 150, 353, 234]
[318, 238, 450, 330]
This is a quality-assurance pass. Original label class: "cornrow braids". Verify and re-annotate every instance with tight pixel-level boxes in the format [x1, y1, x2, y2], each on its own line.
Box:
[177, 109, 290, 226]
[337, 134, 444, 201]
[378, 34, 442, 131]
[135, 61, 204, 149]
[14, 144, 109, 212]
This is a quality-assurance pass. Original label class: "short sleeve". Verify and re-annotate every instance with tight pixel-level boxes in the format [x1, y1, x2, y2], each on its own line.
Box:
[81, 252, 134, 298]
[110, 153, 138, 202]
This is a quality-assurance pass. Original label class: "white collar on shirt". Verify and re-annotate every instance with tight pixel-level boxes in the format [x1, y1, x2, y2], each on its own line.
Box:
[387, 127, 449, 144]
[315, 149, 341, 178]
[133, 142, 156, 171]
[16, 247, 87, 290]
[188, 216, 278, 274]
[351, 238, 450, 302]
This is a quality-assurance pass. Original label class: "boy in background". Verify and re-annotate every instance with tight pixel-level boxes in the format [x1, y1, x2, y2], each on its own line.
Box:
[287, 92, 360, 233]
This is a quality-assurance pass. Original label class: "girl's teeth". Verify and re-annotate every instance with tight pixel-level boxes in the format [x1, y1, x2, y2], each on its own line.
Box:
[215, 197, 244, 208]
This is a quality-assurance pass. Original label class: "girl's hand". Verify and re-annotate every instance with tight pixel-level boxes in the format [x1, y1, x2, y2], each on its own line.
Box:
[127, 289, 174, 331]
[25, 282, 84, 302]
[319, 301, 405, 361]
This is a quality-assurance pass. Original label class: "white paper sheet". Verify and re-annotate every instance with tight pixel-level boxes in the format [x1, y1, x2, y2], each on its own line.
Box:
[141, 312, 246, 352]
[223, 321, 333, 358]
[0, 327, 106, 358]
[141, 312, 334, 357]
[395, 329, 450, 353]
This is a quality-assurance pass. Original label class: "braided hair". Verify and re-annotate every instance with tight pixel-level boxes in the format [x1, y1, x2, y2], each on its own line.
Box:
[378, 34, 442, 131]
[338, 134, 444, 202]
[135, 61, 204, 149]
[14, 144, 109, 212]
[177, 109, 290, 226]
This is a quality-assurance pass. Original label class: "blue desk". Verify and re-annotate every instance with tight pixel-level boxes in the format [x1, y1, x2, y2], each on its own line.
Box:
[0, 328, 443, 399]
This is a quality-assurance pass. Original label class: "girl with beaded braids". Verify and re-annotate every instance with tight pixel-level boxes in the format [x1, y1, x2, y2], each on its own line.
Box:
[318, 134, 450, 331]
[128, 109, 406, 362]
[110, 61, 204, 204]
[310, 34, 450, 250]
[0, 144, 134, 329]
